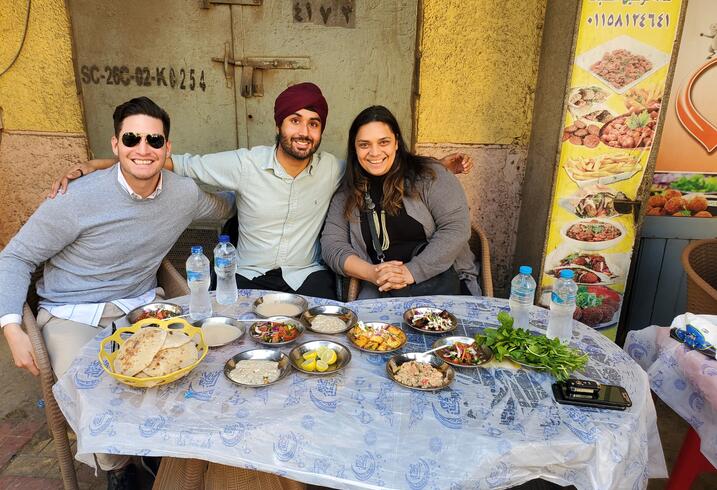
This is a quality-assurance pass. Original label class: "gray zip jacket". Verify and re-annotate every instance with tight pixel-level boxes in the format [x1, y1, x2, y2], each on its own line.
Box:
[321, 163, 480, 296]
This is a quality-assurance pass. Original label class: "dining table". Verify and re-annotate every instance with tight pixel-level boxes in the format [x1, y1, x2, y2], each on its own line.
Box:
[53, 291, 667, 490]
[624, 319, 717, 468]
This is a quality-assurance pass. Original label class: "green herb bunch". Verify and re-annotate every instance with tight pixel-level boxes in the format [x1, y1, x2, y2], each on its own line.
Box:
[474, 312, 589, 382]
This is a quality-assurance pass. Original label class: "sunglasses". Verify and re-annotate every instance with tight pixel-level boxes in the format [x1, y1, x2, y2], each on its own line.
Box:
[121, 132, 166, 149]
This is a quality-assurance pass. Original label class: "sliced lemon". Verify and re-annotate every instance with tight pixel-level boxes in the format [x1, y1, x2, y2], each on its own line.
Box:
[316, 360, 329, 372]
[319, 348, 337, 365]
[302, 350, 318, 361]
[301, 359, 316, 372]
[315, 345, 329, 357]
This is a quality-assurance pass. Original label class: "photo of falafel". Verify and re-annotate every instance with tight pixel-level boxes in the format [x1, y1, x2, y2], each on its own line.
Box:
[645, 188, 714, 218]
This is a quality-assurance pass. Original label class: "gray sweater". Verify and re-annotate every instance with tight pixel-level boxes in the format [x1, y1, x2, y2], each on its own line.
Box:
[0, 165, 233, 317]
[321, 163, 480, 295]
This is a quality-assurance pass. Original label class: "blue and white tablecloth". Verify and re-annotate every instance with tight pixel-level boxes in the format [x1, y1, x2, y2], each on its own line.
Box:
[625, 323, 717, 468]
[54, 292, 666, 490]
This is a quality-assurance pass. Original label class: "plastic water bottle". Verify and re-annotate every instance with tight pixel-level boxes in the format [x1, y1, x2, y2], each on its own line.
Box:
[547, 269, 578, 343]
[214, 235, 238, 305]
[509, 266, 536, 330]
[186, 246, 212, 321]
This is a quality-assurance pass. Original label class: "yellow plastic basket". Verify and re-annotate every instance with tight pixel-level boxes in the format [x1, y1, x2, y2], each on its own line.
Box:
[98, 317, 208, 388]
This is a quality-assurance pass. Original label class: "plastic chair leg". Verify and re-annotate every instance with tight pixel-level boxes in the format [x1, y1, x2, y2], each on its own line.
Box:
[666, 427, 717, 490]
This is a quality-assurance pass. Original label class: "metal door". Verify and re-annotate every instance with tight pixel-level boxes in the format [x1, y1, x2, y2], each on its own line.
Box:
[68, 0, 237, 157]
[231, 1, 417, 156]
[69, 1, 417, 159]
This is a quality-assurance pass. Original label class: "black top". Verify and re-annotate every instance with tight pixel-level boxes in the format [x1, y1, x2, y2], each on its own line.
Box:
[359, 175, 426, 264]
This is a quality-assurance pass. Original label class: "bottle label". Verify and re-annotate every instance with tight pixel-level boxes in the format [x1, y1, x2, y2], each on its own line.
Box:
[551, 291, 565, 304]
[187, 271, 203, 282]
[216, 257, 232, 268]
[512, 289, 533, 300]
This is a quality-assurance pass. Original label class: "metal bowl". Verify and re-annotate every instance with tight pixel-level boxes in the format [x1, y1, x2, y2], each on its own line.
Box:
[224, 349, 292, 387]
[403, 307, 458, 334]
[288, 340, 352, 375]
[386, 352, 455, 391]
[249, 316, 305, 346]
[125, 302, 183, 325]
[252, 293, 308, 319]
[193, 316, 245, 348]
[301, 305, 357, 334]
[431, 336, 493, 367]
[346, 322, 407, 353]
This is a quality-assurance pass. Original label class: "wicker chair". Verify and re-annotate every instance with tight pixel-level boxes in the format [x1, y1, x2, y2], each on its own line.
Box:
[22, 259, 190, 490]
[681, 239, 717, 314]
[346, 225, 494, 301]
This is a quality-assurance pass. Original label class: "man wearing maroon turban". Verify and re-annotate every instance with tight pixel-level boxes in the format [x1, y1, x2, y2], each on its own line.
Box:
[52, 83, 472, 300]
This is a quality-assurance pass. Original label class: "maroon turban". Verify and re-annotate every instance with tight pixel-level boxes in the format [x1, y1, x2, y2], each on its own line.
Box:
[273, 82, 328, 132]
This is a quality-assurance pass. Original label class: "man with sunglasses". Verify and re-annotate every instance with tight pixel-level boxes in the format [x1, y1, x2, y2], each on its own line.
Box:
[50, 83, 472, 300]
[0, 96, 233, 488]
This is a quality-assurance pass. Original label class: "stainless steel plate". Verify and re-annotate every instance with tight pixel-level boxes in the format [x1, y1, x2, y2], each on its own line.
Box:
[386, 352, 455, 391]
[194, 316, 245, 348]
[249, 316, 305, 346]
[301, 305, 357, 334]
[346, 322, 407, 353]
[288, 340, 352, 375]
[403, 307, 458, 334]
[252, 293, 308, 318]
[224, 349, 291, 387]
[431, 336, 493, 367]
[125, 302, 183, 325]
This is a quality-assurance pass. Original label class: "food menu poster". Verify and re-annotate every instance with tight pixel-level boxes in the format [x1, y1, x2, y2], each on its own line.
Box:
[540, 0, 682, 340]
[652, 0, 717, 218]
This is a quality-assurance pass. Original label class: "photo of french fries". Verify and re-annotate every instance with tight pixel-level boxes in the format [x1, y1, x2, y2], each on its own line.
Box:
[564, 153, 641, 185]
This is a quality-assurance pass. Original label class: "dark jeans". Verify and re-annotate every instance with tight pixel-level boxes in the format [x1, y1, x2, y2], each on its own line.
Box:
[234, 268, 337, 300]
[383, 266, 468, 297]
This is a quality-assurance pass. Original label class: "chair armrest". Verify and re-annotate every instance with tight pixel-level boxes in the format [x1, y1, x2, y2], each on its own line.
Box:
[477, 229, 494, 297]
[23, 304, 54, 384]
[158, 259, 190, 298]
[347, 278, 361, 302]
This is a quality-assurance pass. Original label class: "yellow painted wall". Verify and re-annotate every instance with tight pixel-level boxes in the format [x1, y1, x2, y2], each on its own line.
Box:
[417, 0, 547, 145]
[0, 0, 84, 132]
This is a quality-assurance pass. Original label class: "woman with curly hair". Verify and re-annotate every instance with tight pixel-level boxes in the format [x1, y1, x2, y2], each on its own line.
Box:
[321, 105, 479, 298]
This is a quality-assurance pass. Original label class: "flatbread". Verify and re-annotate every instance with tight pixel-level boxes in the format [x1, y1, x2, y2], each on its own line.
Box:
[115, 327, 167, 376]
[141, 341, 198, 377]
[161, 331, 192, 349]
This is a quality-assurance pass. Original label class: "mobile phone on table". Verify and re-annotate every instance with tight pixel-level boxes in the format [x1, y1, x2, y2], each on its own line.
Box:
[552, 379, 632, 411]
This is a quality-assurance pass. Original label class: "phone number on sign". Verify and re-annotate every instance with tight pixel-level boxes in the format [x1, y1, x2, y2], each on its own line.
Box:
[79, 65, 207, 92]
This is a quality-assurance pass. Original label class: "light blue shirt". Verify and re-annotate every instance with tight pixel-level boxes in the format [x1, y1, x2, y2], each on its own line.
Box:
[173, 145, 345, 289]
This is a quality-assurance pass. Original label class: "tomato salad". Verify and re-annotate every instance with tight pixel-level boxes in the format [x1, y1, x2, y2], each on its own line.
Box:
[251, 322, 300, 343]
[437, 342, 487, 366]
[135, 308, 177, 321]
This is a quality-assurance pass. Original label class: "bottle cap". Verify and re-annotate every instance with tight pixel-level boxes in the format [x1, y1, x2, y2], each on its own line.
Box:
[191, 246, 203, 254]
[559, 269, 574, 279]
[519, 265, 532, 275]
[219, 234, 230, 243]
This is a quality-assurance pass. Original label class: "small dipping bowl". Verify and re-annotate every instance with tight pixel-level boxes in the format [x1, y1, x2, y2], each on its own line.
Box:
[252, 293, 308, 319]
[403, 307, 458, 334]
[347, 322, 407, 353]
[249, 316, 305, 346]
[193, 316, 244, 348]
[289, 340, 352, 375]
[125, 302, 183, 325]
[301, 305, 357, 335]
[224, 349, 291, 387]
[386, 352, 455, 391]
[431, 336, 493, 367]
